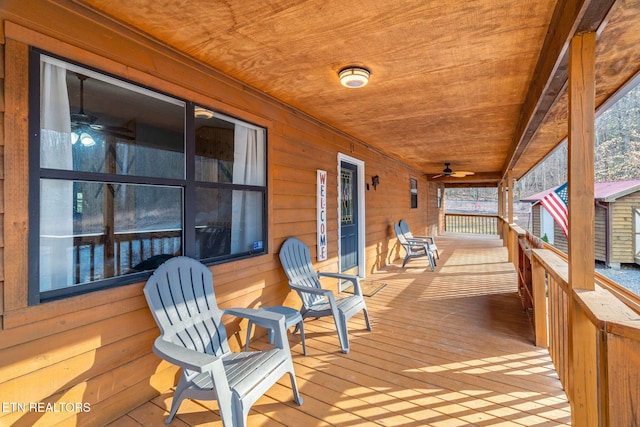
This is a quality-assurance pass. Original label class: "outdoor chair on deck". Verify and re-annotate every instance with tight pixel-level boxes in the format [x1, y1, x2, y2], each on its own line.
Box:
[143, 256, 302, 426]
[279, 237, 372, 354]
[399, 219, 440, 259]
[394, 222, 436, 271]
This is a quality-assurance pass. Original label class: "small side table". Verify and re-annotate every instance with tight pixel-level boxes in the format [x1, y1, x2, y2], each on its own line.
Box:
[245, 306, 306, 355]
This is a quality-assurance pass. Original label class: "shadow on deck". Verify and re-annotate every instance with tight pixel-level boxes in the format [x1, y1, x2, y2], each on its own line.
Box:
[113, 233, 570, 426]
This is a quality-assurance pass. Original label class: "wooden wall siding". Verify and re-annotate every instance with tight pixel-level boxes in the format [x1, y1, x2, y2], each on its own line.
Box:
[529, 204, 570, 253]
[426, 181, 445, 237]
[532, 205, 541, 237]
[553, 226, 569, 255]
[595, 204, 607, 262]
[0, 4, 436, 426]
[610, 192, 640, 264]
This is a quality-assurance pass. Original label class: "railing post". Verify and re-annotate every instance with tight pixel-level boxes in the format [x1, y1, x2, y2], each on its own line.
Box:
[498, 181, 507, 245]
[531, 254, 548, 348]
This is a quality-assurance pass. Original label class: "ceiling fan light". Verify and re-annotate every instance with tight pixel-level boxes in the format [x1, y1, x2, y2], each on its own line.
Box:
[194, 107, 214, 119]
[79, 132, 96, 147]
[339, 67, 370, 88]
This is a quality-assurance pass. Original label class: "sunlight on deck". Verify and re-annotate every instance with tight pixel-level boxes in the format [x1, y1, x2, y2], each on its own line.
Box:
[114, 233, 570, 426]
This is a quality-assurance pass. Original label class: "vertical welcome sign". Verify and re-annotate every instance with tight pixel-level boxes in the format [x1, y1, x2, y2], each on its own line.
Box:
[317, 170, 328, 261]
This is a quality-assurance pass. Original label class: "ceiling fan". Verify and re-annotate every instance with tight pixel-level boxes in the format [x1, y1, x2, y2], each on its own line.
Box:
[70, 73, 135, 145]
[432, 163, 475, 179]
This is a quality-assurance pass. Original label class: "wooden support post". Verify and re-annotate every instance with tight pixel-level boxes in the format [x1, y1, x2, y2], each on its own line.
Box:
[507, 171, 514, 261]
[531, 255, 548, 348]
[567, 31, 598, 426]
[498, 182, 505, 242]
[507, 170, 514, 225]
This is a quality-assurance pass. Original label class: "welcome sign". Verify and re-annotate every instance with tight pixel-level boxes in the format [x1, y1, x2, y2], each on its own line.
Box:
[317, 170, 327, 261]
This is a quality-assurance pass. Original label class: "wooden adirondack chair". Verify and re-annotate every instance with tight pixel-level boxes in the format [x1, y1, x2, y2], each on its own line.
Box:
[394, 222, 436, 271]
[143, 256, 303, 426]
[399, 219, 439, 259]
[278, 237, 372, 354]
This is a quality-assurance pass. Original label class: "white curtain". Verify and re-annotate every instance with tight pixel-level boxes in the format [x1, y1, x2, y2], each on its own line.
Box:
[231, 125, 265, 253]
[40, 60, 74, 290]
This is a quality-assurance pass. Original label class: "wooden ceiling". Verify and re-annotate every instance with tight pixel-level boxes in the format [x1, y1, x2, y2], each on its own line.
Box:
[63, 0, 640, 186]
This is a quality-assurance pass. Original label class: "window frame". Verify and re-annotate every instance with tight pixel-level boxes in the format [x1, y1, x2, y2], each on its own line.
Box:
[410, 177, 418, 209]
[28, 49, 268, 304]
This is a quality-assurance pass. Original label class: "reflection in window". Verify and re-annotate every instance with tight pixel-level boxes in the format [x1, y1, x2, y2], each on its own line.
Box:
[40, 180, 182, 290]
[194, 107, 266, 260]
[195, 188, 264, 259]
[33, 54, 267, 302]
[410, 178, 418, 209]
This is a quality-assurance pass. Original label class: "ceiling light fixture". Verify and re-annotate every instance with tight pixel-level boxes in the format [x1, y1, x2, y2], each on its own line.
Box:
[71, 131, 97, 147]
[339, 67, 370, 88]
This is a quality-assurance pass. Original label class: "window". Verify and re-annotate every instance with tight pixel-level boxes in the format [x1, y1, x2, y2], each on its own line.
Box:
[410, 178, 418, 208]
[30, 52, 267, 303]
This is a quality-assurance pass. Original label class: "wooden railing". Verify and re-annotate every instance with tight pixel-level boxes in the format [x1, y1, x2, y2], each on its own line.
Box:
[506, 224, 640, 425]
[73, 229, 182, 283]
[445, 213, 498, 234]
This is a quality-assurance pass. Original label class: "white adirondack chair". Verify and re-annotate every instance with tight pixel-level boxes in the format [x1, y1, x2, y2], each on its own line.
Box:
[394, 222, 436, 271]
[399, 219, 440, 259]
[143, 256, 303, 426]
[279, 237, 372, 354]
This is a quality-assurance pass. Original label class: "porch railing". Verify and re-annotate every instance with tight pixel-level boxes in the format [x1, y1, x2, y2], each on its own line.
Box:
[444, 213, 498, 234]
[505, 221, 640, 425]
[73, 229, 182, 283]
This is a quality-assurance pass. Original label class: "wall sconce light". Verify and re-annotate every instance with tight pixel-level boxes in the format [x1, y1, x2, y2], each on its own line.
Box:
[339, 66, 370, 88]
[371, 175, 380, 190]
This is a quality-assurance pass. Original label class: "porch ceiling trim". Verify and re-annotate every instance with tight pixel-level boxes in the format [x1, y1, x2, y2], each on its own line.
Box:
[503, 0, 620, 181]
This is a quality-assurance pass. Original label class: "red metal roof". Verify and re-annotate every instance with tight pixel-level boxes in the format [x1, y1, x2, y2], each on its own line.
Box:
[520, 179, 640, 203]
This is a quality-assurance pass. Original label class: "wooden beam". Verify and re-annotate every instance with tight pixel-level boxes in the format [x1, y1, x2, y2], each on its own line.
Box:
[567, 31, 598, 427]
[432, 172, 502, 188]
[507, 170, 514, 224]
[568, 32, 596, 292]
[502, 0, 619, 179]
[3, 38, 30, 312]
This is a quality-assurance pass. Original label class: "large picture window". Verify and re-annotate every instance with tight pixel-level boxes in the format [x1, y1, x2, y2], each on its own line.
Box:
[30, 52, 267, 303]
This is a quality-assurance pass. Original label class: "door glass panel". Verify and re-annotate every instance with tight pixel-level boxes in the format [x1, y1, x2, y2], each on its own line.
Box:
[341, 169, 354, 224]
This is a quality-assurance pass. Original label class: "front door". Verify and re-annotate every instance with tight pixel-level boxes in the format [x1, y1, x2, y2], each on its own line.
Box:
[340, 161, 359, 274]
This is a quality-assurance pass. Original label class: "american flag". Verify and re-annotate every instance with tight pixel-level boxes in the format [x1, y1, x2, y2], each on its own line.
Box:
[540, 182, 568, 237]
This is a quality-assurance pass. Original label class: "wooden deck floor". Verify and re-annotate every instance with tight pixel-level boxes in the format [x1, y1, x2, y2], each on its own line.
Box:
[113, 234, 570, 426]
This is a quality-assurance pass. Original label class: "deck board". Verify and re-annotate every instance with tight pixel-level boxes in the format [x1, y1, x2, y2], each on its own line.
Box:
[115, 233, 570, 426]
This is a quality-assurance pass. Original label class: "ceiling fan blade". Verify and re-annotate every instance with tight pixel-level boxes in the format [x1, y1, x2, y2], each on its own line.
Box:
[432, 173, 444, 179]
[89, 123, 135, 140]
[450, 171, 475, 177]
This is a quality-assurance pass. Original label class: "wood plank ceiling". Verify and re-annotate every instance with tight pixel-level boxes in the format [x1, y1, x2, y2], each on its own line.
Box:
[68, 0, 640, 186]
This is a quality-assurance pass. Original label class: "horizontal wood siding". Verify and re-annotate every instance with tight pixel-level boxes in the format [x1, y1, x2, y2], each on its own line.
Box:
[595, 204, 608, 262]
[554, 226, 569, 254]
[0, 3, 436, 425]
[610, 193, 640, 264]
[427, 181, 445, 237]
[532, 204, 541, 236]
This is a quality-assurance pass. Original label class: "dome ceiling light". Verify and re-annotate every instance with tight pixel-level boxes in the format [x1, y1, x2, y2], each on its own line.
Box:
[338, 67, 370, 88]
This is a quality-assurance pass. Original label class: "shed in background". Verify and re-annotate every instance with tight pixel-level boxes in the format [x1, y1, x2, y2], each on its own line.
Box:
[520, 179, 640, 268]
